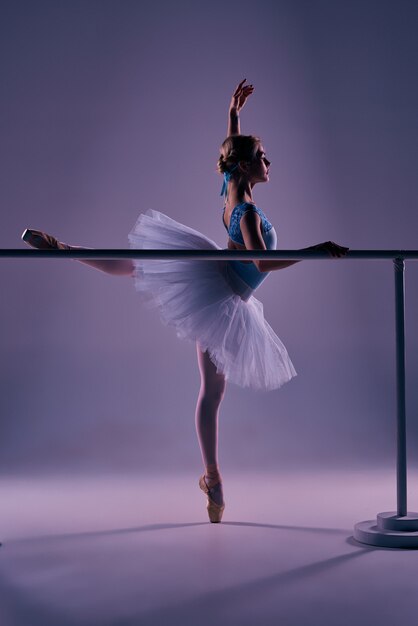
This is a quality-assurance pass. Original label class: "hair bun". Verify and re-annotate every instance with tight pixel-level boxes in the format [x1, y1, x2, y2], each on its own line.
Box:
[216, 134, 261, 176]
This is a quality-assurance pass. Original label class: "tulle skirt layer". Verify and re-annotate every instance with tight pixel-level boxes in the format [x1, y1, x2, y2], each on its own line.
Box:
[128, 210, 297, 391]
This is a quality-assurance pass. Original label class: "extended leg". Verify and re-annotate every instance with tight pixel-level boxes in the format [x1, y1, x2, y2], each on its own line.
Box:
[22, 229, 134, 276]
[71, 245, 134, 276]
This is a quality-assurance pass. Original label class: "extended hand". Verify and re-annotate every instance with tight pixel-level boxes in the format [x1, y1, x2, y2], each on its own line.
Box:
[229, 79, 254, 114]
[306, 241, 349, 258]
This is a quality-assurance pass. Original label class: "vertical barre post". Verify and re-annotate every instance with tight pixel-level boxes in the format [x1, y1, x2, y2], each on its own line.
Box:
[394, 257, 407, 517]
[353, 257, 418, 547]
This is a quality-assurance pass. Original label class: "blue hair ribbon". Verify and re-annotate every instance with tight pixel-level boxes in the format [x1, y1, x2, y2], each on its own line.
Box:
[220, 164, 239, 199]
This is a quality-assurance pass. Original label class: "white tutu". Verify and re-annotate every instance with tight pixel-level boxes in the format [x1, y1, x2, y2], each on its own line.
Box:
[128, 209, 297, 391]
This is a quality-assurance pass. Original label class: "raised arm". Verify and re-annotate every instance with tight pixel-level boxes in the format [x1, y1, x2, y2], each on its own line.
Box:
[227, 79, 254, 136]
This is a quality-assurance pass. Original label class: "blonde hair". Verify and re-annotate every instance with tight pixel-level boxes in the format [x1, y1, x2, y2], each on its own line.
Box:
[217, 135, 262, 177]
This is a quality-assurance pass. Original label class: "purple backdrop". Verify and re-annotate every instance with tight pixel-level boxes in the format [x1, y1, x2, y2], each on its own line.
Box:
[1, 0, 418, 475]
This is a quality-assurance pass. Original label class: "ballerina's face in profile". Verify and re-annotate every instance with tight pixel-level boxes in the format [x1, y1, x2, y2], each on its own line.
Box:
[243, 146, 271, 186]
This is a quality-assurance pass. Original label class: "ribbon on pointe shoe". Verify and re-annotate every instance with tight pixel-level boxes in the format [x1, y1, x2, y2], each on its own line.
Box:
[204, 463, 223, 489]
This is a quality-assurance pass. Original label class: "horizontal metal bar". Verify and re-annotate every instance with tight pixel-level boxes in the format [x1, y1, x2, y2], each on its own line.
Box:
[1, 249, 418, 260]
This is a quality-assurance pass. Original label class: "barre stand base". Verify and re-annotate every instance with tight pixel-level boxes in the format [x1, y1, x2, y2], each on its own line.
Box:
[354, 511, 418, 548]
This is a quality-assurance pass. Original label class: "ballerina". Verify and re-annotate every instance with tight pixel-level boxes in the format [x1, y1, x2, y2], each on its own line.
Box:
[22, 79, 349, 523]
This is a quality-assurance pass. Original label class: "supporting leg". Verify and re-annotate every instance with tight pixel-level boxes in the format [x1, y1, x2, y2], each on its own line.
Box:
[195, 342, 226, 506]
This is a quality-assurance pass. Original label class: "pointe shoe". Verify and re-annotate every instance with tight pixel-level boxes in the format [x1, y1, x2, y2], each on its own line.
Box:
[21, 228, 71, 251]
[199, 474, 225, 523]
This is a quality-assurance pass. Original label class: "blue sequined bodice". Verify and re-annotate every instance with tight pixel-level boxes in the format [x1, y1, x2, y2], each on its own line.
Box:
[222, 202, 277, 293]
[222, 202, 273, 245]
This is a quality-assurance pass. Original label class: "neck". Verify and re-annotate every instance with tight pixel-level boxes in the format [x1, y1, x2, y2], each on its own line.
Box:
[225, 180, 254, 208]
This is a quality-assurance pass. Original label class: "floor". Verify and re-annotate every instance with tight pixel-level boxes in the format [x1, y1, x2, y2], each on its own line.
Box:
[0, 468, 417, 625]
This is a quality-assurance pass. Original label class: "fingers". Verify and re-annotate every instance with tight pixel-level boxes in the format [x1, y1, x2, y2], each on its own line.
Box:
[308, 241, 349, 257]
[326, 241, 336, 257]
[233, 79, 247, 94]
[339, 246, 350, 256]
[241, 83, 254, 95]
[333, 242, 349, 258]
[233, 79, 254, 98]
[324, 241, 350, 258]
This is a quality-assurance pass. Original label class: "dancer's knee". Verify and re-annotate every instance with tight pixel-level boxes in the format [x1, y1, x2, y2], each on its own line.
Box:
[200, 382, 226, 406]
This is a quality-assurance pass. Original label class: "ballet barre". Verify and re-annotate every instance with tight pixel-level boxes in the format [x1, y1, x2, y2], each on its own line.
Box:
[3, 247, 418, 548]
[2, 248, 418, 260]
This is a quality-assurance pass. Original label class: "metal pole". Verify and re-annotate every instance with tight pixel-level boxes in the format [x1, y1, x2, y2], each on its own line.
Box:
[3, 248, 418, 260]
[394, 258, 407, 517]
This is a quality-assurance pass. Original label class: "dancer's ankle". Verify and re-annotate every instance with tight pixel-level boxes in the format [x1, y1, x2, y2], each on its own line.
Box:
[205, 463, 222, 488]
